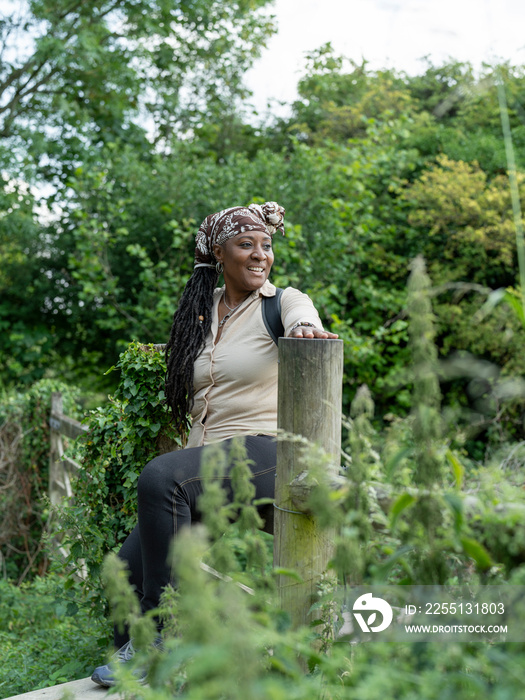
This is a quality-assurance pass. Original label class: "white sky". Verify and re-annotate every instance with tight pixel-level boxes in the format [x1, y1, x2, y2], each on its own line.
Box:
[245, 0, 525, 117]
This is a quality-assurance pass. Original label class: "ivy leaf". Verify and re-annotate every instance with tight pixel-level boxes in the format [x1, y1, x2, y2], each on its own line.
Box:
[122, 441, 133, 456]
[273, 568, 304, 582]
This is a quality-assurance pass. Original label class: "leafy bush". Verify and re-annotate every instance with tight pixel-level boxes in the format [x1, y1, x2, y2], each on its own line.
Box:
[0, 379, 81, 581]
[55, 341, 183, 610]
[0, 574, 110, 699]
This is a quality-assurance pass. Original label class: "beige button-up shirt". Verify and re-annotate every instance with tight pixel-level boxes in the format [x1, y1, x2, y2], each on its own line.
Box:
[186, 280, 323, 447]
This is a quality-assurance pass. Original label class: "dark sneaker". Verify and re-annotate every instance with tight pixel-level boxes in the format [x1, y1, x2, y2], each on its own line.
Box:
[91, 638, 161, 687]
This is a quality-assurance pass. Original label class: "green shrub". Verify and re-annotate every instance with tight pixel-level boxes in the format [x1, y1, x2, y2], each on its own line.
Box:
[0, 574, 110, 698]
[54, 341, 183, 610]
[0, 379, 81, 581]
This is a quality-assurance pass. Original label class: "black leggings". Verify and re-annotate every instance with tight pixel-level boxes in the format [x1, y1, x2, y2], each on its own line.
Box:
[115, 435, 276, 647]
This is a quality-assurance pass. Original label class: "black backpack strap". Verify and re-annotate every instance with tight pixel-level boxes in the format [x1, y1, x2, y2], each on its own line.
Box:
[262, 288, 285, 346]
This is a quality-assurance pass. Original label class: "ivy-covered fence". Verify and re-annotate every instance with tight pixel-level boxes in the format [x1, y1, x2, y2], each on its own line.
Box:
[50, 342, 183, 589]
[0, 342, 182, 584]
[0, 380, 81, 582]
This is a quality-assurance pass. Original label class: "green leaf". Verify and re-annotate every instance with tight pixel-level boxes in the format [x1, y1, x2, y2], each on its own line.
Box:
[478, 288, 525, 328]
[460, 537, 493, 571]
[385, 447, 412, 479]
[370, 544, 414, 583]
[273, 568, 304, 583]
[503, 289, 525, 328]
[389, 492, 415, 528]
[444, 492, 464, 534]
[122, 441, 133, 456]
[446, 449, 464, 489]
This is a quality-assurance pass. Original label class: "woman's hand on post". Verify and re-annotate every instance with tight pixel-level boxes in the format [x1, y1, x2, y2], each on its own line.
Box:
[288, 325, 339, 339]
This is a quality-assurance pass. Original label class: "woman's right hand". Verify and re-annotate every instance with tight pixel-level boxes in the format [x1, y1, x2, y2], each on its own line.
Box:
[288, 325, 339, 339]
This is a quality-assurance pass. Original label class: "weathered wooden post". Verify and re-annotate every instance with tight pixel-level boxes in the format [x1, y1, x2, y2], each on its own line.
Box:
[49, 392, 87, 506]
[49, 392, 66, 507]
[49, 392, 89, 575]
[274, 338, 344, 629]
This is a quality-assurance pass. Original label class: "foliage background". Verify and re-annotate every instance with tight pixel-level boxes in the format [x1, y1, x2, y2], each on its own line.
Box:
[2, 0, 525, 696]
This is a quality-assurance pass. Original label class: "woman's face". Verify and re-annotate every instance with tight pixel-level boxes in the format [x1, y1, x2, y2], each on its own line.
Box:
[214, 230, 274, 295]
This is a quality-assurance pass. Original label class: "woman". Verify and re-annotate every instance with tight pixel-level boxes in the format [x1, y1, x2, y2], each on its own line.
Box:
[91, 202, 338, 687]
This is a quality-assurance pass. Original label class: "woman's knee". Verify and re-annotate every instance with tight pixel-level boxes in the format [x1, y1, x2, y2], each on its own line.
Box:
[137, 454, 171, 501]
[137, 449, 200, 502]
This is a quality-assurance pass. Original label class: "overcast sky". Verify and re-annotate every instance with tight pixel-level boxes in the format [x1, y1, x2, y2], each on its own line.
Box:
[245, 0, 525, 116]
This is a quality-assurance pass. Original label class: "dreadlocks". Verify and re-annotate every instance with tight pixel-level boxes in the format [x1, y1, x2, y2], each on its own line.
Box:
[164, 266, 218, 432]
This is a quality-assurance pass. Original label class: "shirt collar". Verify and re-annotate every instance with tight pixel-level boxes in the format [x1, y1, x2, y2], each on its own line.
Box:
[255, 279, 276, 298]
[215, 278, 277, 301]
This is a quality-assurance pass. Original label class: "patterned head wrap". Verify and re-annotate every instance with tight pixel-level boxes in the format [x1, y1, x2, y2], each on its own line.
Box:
[194, 201, 285, 268]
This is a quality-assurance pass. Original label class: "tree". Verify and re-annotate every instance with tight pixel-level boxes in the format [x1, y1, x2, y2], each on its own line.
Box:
[275, 44, 414, 145]
[405, 60, 525, 175]
[0, 0, 275, 181]
[403, 155, 519, 287]
[401, 155, 525, 409]
[0, 0, 276, 390]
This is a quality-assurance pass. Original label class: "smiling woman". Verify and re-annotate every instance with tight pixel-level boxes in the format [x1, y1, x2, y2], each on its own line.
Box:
[90, 201, 338, 688]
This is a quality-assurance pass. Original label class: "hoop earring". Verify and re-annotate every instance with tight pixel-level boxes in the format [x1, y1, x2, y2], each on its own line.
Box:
[216, 261, 223, 274]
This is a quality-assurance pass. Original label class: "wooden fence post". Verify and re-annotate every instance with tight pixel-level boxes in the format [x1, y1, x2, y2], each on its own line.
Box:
[49, 392, 66, 507]
[274, 338, 344, 629]
[48, 392, 89, 575]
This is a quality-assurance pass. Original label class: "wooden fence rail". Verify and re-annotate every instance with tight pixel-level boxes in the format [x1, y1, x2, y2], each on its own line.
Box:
[48, 392, 88, 506]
